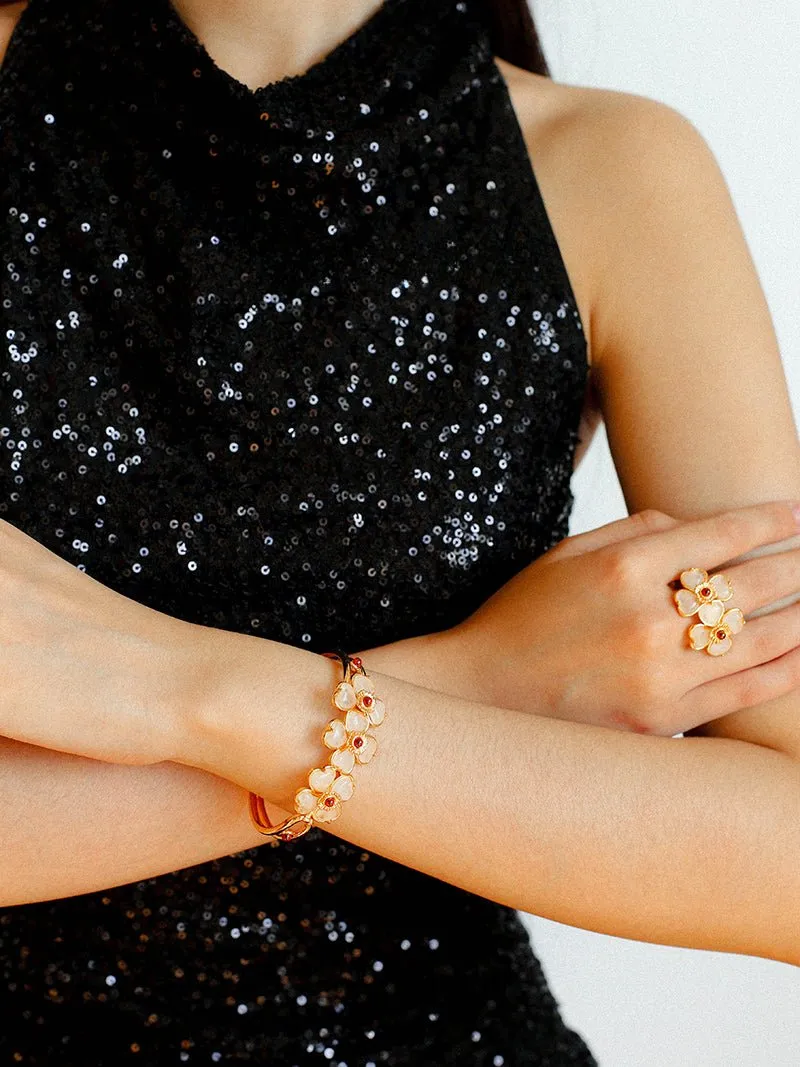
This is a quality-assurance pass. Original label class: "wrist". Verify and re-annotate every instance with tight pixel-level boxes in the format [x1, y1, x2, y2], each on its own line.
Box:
[174, 624, 335, 809]
[355, 622, 498, 706]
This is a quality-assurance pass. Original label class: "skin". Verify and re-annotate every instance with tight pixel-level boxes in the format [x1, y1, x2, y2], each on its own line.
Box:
[1, 1, 800, 963]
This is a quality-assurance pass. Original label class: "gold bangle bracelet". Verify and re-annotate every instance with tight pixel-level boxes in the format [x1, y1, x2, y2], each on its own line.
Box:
[249, 650, 386, 842]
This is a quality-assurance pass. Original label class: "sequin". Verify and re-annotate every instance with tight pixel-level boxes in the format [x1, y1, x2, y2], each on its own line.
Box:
[0, 0, 594, 1062]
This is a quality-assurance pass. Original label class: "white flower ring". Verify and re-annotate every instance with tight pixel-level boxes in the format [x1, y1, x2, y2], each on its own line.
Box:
[674, 567, 745, 656]
[674, 567, 733, 616]
[687, 602, 745, 656]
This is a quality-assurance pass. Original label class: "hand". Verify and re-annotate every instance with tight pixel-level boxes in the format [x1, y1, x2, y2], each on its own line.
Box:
[0, 519, 198, 764]
[454, 500, 800, 737]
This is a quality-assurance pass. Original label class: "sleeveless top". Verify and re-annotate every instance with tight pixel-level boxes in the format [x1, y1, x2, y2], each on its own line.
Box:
[0, 0, 596, 1063]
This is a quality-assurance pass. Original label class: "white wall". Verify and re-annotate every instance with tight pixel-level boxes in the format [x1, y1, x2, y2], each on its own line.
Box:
[520, 1, 800, 1063]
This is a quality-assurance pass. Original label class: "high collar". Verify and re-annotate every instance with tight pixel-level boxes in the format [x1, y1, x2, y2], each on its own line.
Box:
[119, 0, 494, 136]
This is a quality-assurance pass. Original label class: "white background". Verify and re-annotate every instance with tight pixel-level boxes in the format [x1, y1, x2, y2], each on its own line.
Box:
[519, 1, 800, 1063]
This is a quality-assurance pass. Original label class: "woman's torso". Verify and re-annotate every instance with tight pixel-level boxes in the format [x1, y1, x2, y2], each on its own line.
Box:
[0, 0, 596, 1062]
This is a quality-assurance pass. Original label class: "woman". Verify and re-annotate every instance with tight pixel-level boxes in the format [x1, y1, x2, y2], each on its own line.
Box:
[0, 0, 799, 1063]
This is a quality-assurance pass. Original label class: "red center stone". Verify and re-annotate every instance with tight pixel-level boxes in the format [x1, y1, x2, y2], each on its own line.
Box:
[700, 587, 711, 596]
[716, 630, 726, 639]
[353, 736, 364, 748]
[324, 796, 336, 807]
[351, 657, 363, 667]
[362, 694, 373, 706]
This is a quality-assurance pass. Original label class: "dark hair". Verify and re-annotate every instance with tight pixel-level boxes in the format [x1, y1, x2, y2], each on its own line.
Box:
[481, 0, 550, 77]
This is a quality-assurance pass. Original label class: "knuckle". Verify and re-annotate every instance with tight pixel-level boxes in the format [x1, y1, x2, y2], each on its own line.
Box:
[634, 508, 672, 534]
[601, 542, 645, 588]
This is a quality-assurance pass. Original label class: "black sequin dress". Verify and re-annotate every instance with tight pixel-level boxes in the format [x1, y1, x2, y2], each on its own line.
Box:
[0, 0, 596, 1062]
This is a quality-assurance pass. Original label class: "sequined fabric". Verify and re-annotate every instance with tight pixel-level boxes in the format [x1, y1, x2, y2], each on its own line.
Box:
[0, 0, 595, 1062]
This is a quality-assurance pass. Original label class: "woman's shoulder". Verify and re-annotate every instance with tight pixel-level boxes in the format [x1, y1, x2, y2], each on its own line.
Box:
[0, 1, 27, 69]
[494, 57, 719, 373]
[503, 61, 716, 214]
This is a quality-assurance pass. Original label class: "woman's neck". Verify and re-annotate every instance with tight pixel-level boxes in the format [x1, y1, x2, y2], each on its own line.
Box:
[169, 0, 386, 90]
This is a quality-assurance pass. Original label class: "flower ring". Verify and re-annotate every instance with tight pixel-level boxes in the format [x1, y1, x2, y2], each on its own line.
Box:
[673, 567, 733, 616]
[686, 603, 745, 656]
[673, 567, 745, 656]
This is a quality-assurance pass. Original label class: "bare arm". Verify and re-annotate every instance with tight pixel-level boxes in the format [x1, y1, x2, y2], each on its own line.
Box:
[497, 76, 800, 760]
[182, 627, 800, 967]
[553, 89, 800, 761]
[2, 616, 800, 970]
[0, 2, 25, 66]
[0, 628, 461, 902]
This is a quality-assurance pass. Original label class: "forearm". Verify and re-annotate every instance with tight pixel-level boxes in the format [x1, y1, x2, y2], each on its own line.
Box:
[355, 626, 485, 705]
[0, 628, 474, 907]
[184, 626, 800, 968]
[0, 736, 271, 907]
[364, 627, 800, 760]
[687, 686, 800, 762]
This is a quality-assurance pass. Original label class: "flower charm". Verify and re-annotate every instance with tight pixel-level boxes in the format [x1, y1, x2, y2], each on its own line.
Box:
[687, 603, 745, 656]
[251, 653, 386, 841]
[322, 708, 378, 772]
[331, 671, 386, 723]
[294, 764, 355, 824]
[674, 568, 734, 618]
[291, 664, 386, 826]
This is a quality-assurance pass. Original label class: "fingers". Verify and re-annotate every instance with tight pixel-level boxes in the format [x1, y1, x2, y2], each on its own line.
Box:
[549, 508, 679, 561]
[686, 633, 800, 726]
[688, 598, 800, 688]
[720, 545, 800, 616]
[646, 498, 800, 575]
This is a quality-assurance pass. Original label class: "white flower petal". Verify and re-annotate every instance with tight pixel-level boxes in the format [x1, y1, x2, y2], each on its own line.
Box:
[345, 708, 369, 734]
[323, 719, 348, 749]
[309, 765, 336, 793]
[351, 673, 375, 695]
[367, 697, 386, 726]
[698, 600, 724, 626]
[332, 682, 357, 711]
[680, 568, 707, 591]
[722, 607, 745, 634]
[675, 589, 700, 616]
[709, 573, 733, 601]
[353, 733, 378, 764]
[331, 774, 354, 801]
[707, 634, 732, 656]
[688, 623, 710, 650]
[330, 746, 355, 773]
[295, 788, 318, 814]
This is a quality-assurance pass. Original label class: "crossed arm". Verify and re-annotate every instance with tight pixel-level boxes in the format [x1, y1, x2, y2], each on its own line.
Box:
[1, 83, 800, 965]
[1, 619, 800, 969]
